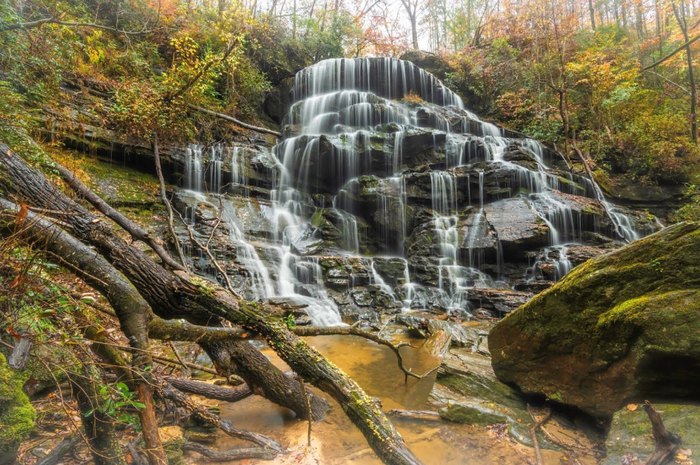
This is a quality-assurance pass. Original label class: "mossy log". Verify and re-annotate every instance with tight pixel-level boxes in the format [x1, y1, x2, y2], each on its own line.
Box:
[0, 196, 328, 422]
[0, 144, 423, 465]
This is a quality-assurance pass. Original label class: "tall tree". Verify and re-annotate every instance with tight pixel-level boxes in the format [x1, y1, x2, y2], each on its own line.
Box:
[399, 0, 420, 49]
[673, 0, 698, 143]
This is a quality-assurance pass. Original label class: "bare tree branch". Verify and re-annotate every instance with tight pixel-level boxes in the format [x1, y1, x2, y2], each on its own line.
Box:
[0, 17, 161, 35]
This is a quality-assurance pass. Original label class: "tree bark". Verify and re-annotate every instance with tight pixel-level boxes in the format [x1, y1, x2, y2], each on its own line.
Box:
[56, 164, 185, 271]
[0, 195, 328, 422]
[200, 339, 329, 420]
[0, 145, 422, 465]
[0, 197, 168, 465]
[673, 0, 698, 143]
[72, 365, 128, 465]
[165, 377, 253, 402]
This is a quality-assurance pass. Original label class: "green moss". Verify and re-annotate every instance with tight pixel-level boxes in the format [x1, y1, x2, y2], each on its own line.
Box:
[439, 402, 506, 425]
[49, 148, 161, 207]
[0, 353, 36, 445]
[311, 209, 326, 228]
[490, 222, 700, 416]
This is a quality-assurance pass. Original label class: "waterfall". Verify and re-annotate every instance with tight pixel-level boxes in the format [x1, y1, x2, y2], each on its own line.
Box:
[184, 145, 203, 192]
[177, 57, 652, 324]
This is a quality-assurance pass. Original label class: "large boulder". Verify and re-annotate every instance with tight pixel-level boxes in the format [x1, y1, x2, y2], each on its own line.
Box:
[489, 222, 700, 418]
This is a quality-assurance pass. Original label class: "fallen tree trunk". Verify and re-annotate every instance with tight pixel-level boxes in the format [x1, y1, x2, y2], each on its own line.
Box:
[0, 144, 423, 465]
[0, 197, 168, 465]
[0, 196, 328, 421]
[183, 442, 278, 462]
[56, 163, 185, 271]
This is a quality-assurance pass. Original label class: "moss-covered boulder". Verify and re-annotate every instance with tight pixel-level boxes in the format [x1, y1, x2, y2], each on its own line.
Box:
[0, 353, 36, 465]
[489, 222, 700, 418]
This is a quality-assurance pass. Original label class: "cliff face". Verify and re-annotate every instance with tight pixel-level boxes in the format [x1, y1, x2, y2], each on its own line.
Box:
[489, 222, 700, 417]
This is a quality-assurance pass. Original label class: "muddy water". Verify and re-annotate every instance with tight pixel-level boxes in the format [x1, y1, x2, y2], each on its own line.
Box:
[212, 336, 596, 465]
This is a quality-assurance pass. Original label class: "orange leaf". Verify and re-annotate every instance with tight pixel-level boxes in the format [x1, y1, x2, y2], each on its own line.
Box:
[16, 203, 28, 225]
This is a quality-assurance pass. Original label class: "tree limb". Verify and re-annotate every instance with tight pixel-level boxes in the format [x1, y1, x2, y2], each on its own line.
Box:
[641, 33, 700, 71]
[165, 377, 252, 402]
[182, 442, 278, 462]
[190, 105, 281, 137]
[293, 325, 440, 382]
[0, 144, 423, 465]
[153, 134, 188, 269]
[56, 164, 185, 271]
[0, 17, 160, 35]
[643, 401, 680, 465]
[159, 381, 284, 453]
[527, 405, 552, 465]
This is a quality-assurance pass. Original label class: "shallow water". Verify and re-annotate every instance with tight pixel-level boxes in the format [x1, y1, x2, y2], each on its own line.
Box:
[211, 335, 598, 465]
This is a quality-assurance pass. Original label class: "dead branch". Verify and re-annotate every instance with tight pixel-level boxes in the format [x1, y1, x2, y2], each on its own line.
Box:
[190, 105, 281, 137]
[56, 164, 185, 271]
[644, 401, 680, 465]
[159, 381, 284, 454]
[293, 325, 440, 382]
[642, 33, 700, 71]
[153, 134, 188, 268]
[182, 442, 278, 462]
[570, 141, 626, 241]
[527, 405, 552, 465]
[147, 317, 248, 343]
[172, 206, 240, 297]
[165, 377, 252, 402]
[167, 342, 192, 378]
[387, 410, 441, 421]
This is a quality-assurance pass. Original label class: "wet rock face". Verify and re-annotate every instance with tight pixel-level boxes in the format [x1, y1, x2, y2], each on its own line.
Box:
[489, 222, 700, 418]
[483, 198, 550, 254]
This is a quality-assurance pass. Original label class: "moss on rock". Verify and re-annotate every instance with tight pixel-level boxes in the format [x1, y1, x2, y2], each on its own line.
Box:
[489, 222, 700, 418]
[0, 353, 36, 465]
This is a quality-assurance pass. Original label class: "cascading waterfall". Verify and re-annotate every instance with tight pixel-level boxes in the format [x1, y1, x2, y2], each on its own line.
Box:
[178, 57, 651, 323]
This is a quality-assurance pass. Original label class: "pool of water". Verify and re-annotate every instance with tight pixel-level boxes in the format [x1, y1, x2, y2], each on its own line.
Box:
[212, 335, 598, 465]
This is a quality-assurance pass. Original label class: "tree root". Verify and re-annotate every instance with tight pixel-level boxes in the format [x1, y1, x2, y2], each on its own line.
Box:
[527, 405, 552, 465]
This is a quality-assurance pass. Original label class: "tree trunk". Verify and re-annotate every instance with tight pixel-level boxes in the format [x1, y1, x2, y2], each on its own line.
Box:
[73, 365, 128, 465]
[201, 339, 329, 420]
[673, 0, 698, 143]
[0, 145, 423, 465]
[0, 196, 328, 422]
[588, 0, 597, 30]
[165, 377, 253, 402]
